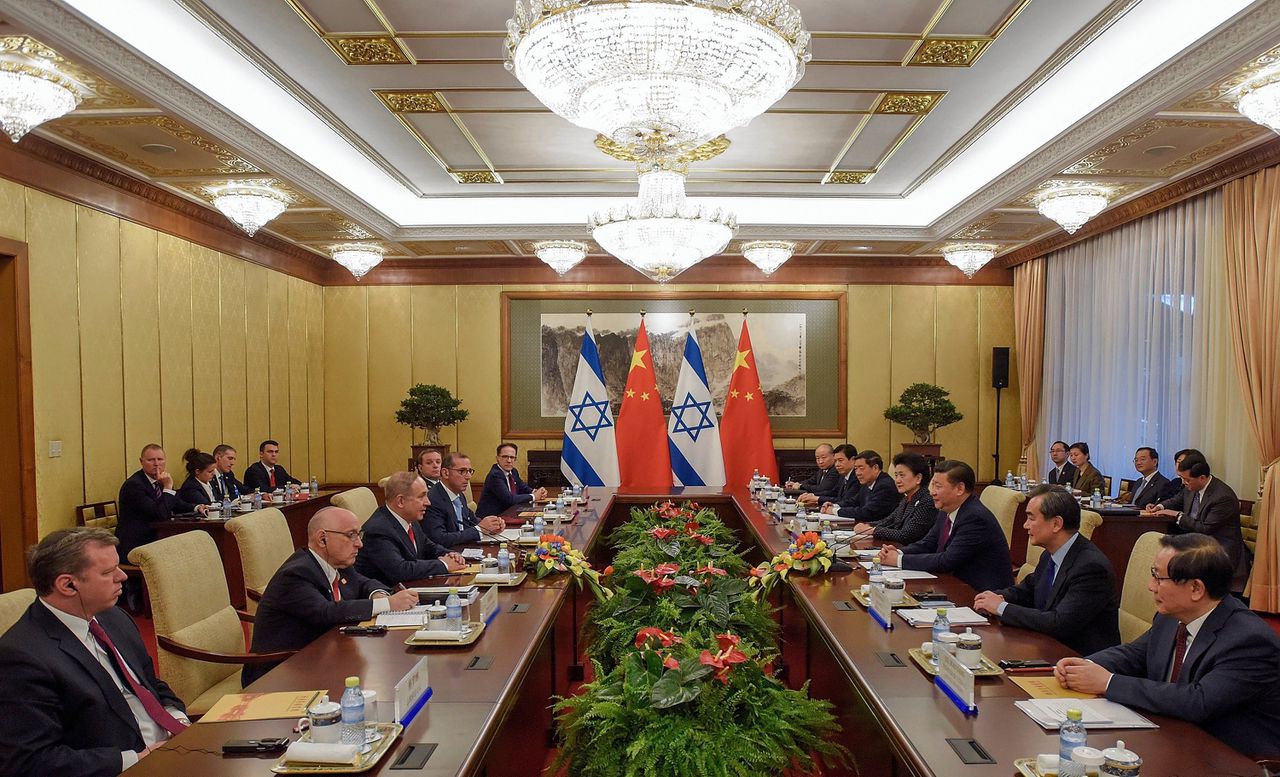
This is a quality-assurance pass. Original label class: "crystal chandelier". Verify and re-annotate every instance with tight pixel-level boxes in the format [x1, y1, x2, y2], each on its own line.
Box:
[742, 240, 794, 275]
[534, 240, 587, 275]
[0, 61, 81, 143]
[504, 0, 810, 158]
[942, 243, 997, 278]
[1034, 184, 1110, 234]
[330, 243, 385, 280]
[209, 183, 291, 237]
[591, 168, 735, 283]
[1235, 72, 1280, 134]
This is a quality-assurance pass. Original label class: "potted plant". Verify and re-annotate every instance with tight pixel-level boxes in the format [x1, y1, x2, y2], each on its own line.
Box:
[395, 384, 469, 461]
[883, 382, 963, 458]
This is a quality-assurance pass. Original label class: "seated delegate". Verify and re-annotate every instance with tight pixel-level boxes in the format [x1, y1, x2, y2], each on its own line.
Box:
[854, 451, 935, 546]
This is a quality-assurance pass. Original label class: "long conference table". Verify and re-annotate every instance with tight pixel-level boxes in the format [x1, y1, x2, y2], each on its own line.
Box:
[129, 488, 1261, 776]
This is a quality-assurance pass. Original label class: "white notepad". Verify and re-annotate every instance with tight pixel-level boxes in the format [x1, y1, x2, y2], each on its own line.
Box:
[1015, 699, 1157, 729]
[896, 607, 989, 628]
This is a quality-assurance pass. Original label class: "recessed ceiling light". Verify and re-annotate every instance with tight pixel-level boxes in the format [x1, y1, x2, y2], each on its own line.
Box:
[1143, 144, 1177, 157]
[141, 143, 176, 154]
[852, 245, 872, 251]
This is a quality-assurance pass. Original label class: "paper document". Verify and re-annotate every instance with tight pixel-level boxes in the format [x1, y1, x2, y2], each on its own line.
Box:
[376, 605, 429, 628]
[896, 607, 989, 628]
[199, 690, 323, 722]
[1015, 699, 1157, 729]
[460, 548, 485, 560]
[1010, 676, 1099, 700]
[857, 562, 937, 580]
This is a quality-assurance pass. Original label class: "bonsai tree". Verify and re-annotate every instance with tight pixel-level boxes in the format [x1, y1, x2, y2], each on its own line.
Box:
[883, 383, 963, 444]
[395, 384, 469, 445]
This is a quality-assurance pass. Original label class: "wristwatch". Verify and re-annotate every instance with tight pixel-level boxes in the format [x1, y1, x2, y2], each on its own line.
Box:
[1176, 511, 1184, 521]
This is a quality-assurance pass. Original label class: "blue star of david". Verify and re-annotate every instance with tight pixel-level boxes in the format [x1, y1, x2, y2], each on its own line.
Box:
[670, 391, 715, 442]
[568, 390, 614, 441]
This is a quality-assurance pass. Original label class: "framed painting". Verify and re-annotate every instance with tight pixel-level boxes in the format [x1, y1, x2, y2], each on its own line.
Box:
[501, 291, 846, 438]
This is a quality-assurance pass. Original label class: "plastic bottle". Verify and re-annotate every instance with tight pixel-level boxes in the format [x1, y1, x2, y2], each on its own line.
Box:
[532, 512, 546, 537]
[820, 519, 834, 547]
[339, 676, 365, 745]
[796, 502, 808, 525]
[1091, 488, 1102, 508]
[445, 587, 463, 633]
[1005, 470, 1015, 488]
[309, 475, 319, 495]
[870, 554, 883, 580]
[1058, 708, 1088, 777]
[930, 608, 951, 666]
[497, 543, 511, 575]
[221, 493, 233, 515]
[251, 488, 262, 511]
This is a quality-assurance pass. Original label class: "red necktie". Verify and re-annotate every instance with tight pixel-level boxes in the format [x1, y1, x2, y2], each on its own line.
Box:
[937, 515, 952, 551]
[268, 468, 276, 489]
[87, 619, 187, 737]
[508, 472, 516, 495]
[331, 577, 342, 602]
[1169, 623, 1189, 682]
[407, 524, 416, 547]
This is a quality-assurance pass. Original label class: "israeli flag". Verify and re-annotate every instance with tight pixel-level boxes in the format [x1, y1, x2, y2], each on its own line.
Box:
[667, 328, 726, 487]
[561, 322, 620, 486]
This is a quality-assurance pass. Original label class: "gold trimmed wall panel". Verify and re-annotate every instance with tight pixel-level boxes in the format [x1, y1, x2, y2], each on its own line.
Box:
[267, 270, 292, 470]
[888, 285, 937, 454]
[0, 178, 25, 239]
[977, 286, 1020, 482]
[218, 255, 249, 463]
[191, 245, 223, 450]
[288, 276, 312, 480]
[454, 285, 503, 468]
[244, 263, 271, 457]
[120, 222, 163, 465]
[934, 285, 980, 465]
[158, 233, 195, 459]
[306, 282, 326, 482]
[409, 285, 459, 451]
[76, 207, 125, 503]
[323, 286, 370, 482]
[366, 285, 413, 483]
[845, 285, 893, 455]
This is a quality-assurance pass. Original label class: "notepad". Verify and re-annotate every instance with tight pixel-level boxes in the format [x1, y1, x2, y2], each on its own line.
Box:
[1009, 676, 1099, 700]
[857, 561, 937, 580]
[896, 607, 989, 628]
[376, 605, 429, 628]
[1015, 699, 1157, 729]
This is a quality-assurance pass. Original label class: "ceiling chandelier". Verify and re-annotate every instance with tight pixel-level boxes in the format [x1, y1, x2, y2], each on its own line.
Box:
[504, 0, 810, 159]
[1034, 184, 1111, 234]
[942, 243, 998, 279]
[0, 60, 82, 143]
[330, 243, 385, 280]
[209, 183, 291, 237]
[534, 240, 587, 275]
[591, 167, 735, 283]
[742, 240, 795, 275]
[1234, 71, 1280, 134]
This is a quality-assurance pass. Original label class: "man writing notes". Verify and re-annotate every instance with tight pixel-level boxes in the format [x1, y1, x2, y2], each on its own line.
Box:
[355, 471, 467, 584]
[1144, 455, 1250, 593]
[821, 450, 898, 523]
[974, 485, 1120, 655]
[425, 452, 506, 548]
[1119, 447, 1169, 506]
[786, 444, 840, 500]
[243, 507, 418, 686]
[1055, 534, 1280, 758]
[476, 443, 547, 517]
[242, 439, 301, 493]
[0, 528, 189, 777]
[879, 460, 1013, 592]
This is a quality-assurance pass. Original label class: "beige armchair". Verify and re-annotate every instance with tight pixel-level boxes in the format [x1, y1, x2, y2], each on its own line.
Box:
[226, 508, 294, 611]
[1016, 510, 1104, 583]
[1118, 531, 1164, 644]
[0, 588, 36, 635]
[978, 485, 1026, 547]
[331, 487, 378, 521]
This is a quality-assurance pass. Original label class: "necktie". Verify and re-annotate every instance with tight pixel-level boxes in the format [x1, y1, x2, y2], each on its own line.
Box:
[152, 481, 163, 500]
[1187, 491, 1202, 524]
[268, 468, 276, 489]
[87, 619, 187, 737]
[454, 495, 465, 526]
[407, 523, 416, 548]
[508, 472, 516, 495]
[937, 515, 952, 551]
[1034, 554, 1057, 610]
[1169, 623, 1189, 682]
[331, 577, 342, 602]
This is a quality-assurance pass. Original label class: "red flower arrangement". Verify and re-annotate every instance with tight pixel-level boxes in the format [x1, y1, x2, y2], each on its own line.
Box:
[699, 634, 749, 684]
[633, 563, 681, 593]
[635, 627, 683, 670]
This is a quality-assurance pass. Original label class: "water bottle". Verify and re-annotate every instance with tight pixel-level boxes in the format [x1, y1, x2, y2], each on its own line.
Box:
[533, 511, 546, 536]
[251, 489, 262, 510]
[445, 587, 463, 632]
[221, 494, 232, 515]
[1058, 708, 1088, 777]
[931, 608, 951, 666]
[497, 543, 510, 575]
[870, 554, 883, 580]
[1091, 488, 1102, 508]
[1005, 470, 1015, 488]
[339, 676, 365, 745]
[796, 502, 808, 524]
[309, 475, 319, 495]
[820, 520, 834, 547]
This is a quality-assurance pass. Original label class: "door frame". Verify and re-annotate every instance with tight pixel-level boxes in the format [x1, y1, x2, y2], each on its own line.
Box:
[0, 235, 36, 591]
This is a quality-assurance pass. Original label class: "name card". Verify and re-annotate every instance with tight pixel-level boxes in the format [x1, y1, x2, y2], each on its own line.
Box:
[935, 648, 977, 714]
[393, 656, 432, 726]
[869, 585, 894, 631]
[479, 585, 499, 623]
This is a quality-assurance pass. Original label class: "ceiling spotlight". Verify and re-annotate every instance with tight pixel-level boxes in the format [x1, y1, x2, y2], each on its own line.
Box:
[1235, 71, 1280, 134]
[942, 243, 998, 278]
[0, 60, 82, 142]
[330, 242, 385, 280]
[742, 240, 795, 275]
[534, 240, 588, 275]
[209, 182, 291, 237]
[1033, 184, 1111, 234]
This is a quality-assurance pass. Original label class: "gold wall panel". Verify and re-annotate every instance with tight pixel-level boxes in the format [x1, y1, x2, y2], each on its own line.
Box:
[288, 277, 311, 480]
[76, 206, 125, 503]
[267, 271, 292, 469]
[120, 222, 163, 465]
[410, 286, 459, 450]
[306, 283, 326, 482]
[888, 285, 937, 453]
[218, 255, 249, 461]
[977, 286, 1020, 482]
[366, 286, 413, 482]
[933, 286, 980, 465]
[0, 178, 26, 240]
[453, 286, 503, 462]
[157, 234, 194, 458]
[323, 286, 370, 482]
[845, 285, 893, 454]
[244, 264, 271, 455]
[191, 245, 223, 449]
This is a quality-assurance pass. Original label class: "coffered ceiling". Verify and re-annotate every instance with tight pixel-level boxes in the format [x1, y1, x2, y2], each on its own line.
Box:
[0, 0, 1278, 273]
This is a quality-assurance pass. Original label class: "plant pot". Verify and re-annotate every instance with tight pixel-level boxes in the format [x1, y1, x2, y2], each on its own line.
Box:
[900, 443, 941, 459]
[408, 443, 451, 472]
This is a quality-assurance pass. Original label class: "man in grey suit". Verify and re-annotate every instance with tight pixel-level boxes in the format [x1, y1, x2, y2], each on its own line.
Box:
[1120, 446, 1170, 506]
[1145, 456, 1249, 592]
[1055, 534, 1280, 758]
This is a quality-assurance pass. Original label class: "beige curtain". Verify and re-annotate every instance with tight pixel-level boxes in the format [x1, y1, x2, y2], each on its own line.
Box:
[1222, 167, 1280, 613]
[1013, 258, 1046, 478]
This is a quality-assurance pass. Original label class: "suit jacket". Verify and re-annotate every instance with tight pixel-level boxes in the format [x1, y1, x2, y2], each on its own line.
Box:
[243, 461, 300, 492]
[835, 472, 899, 522]
[797, 466, 840, 498]
[475, 464, 533, 517]
[1070, 463, 1105, 495]
[116, 470, 197, 560]
[0, 602, 185, 777]
[901, 494, 1014, 592]
[993, 534, 1120, 655]
[1122, 471, 1170, 507]
[818, 472, 861, 509]
[1088, 596, 1280, 758]
[871, 488, 936, 545]
[211, 470, 246, 502]
[1168, 478, 1250, 591]
[1046, 461, 1077, 486]
[354, 505, 451, 584]
[416, 474, 440, 493]
[244, 549, 389, 686]
[424, 481, 482, 548]
[177, 475, 215, 506]
[1156, 477, 1184, 506]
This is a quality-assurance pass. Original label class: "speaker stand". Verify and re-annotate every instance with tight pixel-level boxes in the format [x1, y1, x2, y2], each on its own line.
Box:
[990, 386, 1003, 485]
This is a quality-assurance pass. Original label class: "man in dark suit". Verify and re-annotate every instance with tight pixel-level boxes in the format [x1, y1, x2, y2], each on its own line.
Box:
[788, 444, 842, 501]
[424, 452, 507, 548]
[476, 443, 547, 517]
[414, 448, 443, 491]
[0, 528, 189, 776]
[1120, 446, 1169, 507]
[355, 471, 467, 584]
[242, 439, 301, 493]
[244, 506, 418, 686]
[1151, 448, 1203, 507]
[809, 444, 860, 511]
[1056, 534, 1280, 758]
[1046, 440, 1076, 485]
[211, 444, 245, 502]
[823, 450, 898, 522]
[975, 485, 1120, 655]
[1146, 456, 1249, 592]
[880, 460, 1014, 592]
[116, 444, 205, 561]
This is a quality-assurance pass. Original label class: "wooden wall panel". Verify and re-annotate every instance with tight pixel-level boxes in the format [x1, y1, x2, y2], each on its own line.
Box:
[267, 270, 291, 470]
[218, 255, 248, 459]
[76, 206, 125, 502]
[190, 245, 223, 450]
[244, 264, 270, 454]
[120, 222, 162, 464]
[287, 276, 311, 480]
[323, 286, 369, 482]
[366, 286, 412, 482]
[845, 285, 893, 454]
[409, 286, 459, 449]
[978, 287, 1020, 482]
[157, 234, 194, 458]
[888, 286, 937, 454]
[454, 285, 502, 462]
[306, 282, 326, 482]
[934, 286, 981, 468]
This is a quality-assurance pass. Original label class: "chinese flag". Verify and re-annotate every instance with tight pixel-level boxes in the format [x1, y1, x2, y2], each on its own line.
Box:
[616, 320, 673, 490]
[719, 319, 778, 487]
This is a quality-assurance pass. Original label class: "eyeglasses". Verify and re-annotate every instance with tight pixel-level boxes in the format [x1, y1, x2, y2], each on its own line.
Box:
[1149, 567, 1176, 582]
[446, 467, 476, 476]
[498, 455, 517, 461]
[323, 529, 364, 542]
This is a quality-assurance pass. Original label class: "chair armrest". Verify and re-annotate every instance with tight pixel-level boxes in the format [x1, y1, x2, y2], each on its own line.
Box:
[1258, 759, 1280, 777]
[156, 635, 294, 665]
[246, 587, 264, 603]
[236, 608, 255, 624]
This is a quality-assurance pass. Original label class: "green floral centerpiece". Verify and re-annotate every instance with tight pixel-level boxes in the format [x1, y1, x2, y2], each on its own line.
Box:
[747, 531, 835, 599]
[524, 533, 611, 601]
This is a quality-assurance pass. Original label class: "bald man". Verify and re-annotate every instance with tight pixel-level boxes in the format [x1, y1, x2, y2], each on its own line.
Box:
[242, 507, 418, 686]
[355, 472, 467, 584]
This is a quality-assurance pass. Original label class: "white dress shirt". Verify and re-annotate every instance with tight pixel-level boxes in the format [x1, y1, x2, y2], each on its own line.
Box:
[1166, 604, 1217, 681]
[306, 550, 390, 614]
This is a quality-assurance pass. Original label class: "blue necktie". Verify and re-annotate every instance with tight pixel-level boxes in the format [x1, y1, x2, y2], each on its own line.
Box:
[1034, 555, 1057, 610]
[454, 495, 466, 527]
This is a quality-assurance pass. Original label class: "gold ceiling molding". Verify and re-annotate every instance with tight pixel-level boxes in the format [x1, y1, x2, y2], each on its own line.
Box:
[401, 240, 515, 256]
[1170, 43, 1280, 113]
[593, 134, 731, 165]
[374, 88, 503, 185]
[451, 170, 504, 184]
[951, 215, 1001, 240]
[165, 178, 320, 209]
[822, 171, 875, 185]
[1, 35, 146, 110]
[514, 239, 602, 255]
[876, 92, 943, 115]
[1005, 179, 1150, 210]
[908, 38, 990, 67]
[42, 115, 259, 177]
[374, 90, 446, 113]
[325, 36, 410, 65]
[1063, 118, 1272, 178]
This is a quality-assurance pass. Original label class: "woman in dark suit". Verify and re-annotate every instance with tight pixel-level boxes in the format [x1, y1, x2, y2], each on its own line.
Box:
[858, 452, 936, 545]
[178, 448, 218, 506]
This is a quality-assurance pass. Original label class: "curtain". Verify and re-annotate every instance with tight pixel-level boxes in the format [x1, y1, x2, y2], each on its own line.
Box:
[1014, 258, 1046, 478]
[1223, 167, 1280, 613]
